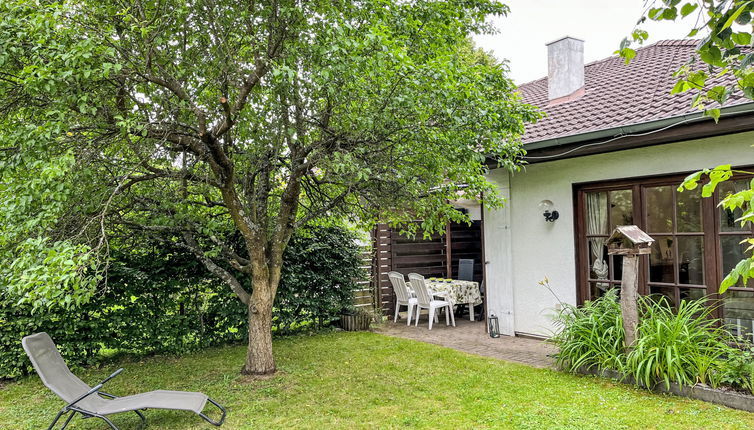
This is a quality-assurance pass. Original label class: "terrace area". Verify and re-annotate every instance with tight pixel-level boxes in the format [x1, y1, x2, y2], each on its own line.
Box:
[375, 319, 556, 369]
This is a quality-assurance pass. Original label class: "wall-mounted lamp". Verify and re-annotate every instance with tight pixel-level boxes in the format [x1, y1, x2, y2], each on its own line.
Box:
[538, 200, 559, 222]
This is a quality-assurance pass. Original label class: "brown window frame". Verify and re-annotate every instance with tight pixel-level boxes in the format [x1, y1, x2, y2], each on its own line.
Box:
[574, 168, 754, 321]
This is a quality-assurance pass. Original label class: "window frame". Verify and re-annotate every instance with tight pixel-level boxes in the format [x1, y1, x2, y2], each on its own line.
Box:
[574, 169, 754, 320]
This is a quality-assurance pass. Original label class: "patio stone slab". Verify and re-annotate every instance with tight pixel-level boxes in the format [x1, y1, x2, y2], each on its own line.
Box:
[373, 316, 556, 369]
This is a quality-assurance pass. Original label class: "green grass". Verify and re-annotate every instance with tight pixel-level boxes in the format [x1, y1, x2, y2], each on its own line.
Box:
[2, 331, 754, 429]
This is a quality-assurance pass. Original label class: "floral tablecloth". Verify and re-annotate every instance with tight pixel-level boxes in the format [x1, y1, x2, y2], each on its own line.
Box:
[426, 279, 482, 306]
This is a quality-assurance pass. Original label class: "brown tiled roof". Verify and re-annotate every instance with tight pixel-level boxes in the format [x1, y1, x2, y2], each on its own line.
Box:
[518, 39, 751, 144]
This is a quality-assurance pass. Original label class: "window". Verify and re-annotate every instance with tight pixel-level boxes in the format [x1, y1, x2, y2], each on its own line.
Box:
[576, 172, 754, 338]
[584, 189, 633, 299]
[643, 184, 706, 307]
[719, 179, 754, 338]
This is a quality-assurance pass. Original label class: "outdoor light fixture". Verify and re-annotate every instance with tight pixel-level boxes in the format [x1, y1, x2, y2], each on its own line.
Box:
[488, 314, 500, 338]
[538, 200, 559, 222]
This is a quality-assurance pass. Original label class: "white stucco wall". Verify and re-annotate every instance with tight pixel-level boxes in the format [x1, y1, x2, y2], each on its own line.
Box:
[484, 130, 754, 337]
[452, 198, 483, 221]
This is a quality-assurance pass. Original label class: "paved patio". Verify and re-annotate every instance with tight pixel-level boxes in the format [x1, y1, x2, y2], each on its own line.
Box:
[374, 315, 557, 369]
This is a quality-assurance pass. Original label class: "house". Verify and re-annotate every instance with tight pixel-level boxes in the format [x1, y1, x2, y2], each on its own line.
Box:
[483, 37, 754, 337]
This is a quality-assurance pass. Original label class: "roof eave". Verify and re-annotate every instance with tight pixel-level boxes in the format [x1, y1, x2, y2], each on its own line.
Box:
[523, 101, 754, 151]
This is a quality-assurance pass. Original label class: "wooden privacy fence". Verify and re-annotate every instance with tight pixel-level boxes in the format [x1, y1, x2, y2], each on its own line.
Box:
[352, 247, 377, 309]
[369, 221, 483, 314]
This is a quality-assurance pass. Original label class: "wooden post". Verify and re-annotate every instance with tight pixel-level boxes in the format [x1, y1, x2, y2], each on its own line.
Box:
[620, 255, 639, 348]
[445, 223, 453, 279]
[480, 197, 488, 333]
[606, 225, 654, 352]
[370, 227, 381, 314]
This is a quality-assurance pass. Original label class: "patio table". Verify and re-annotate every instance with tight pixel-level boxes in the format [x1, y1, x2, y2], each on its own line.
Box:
[426, 279, 482, 321]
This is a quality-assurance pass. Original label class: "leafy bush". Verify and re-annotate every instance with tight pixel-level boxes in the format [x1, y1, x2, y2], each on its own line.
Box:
[626, 295, 733, 389]
[551, 289, 626, 373]
[552, 291, 736, 391]
[0, 225, 365, 379]
[0, 293, 103, 379]
[275, 226, 365, 332]
[100, 247, 248, 355]
[720, 346, 754, 394]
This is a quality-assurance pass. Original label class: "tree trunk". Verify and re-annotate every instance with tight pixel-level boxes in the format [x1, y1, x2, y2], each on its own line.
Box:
[242, 290, 276, 375]
[620, 255, 639, 350]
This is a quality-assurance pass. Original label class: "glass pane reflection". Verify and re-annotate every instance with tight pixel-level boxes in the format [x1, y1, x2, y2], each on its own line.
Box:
[719, 180, 748, 232]
[609, 189, 633, 229]
[650, 235, 674, 283]
[646, 186, 673, 233]
[676, 188, 702, 232]
[725, 290, 754, 341]
[677, 236, 704, 285]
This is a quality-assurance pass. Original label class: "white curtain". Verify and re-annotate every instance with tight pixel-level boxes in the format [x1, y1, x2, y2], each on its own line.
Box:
[587, 192, 609, 289]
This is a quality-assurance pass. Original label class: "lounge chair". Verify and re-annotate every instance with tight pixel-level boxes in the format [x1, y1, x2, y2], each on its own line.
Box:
[22, 332, 226, 429]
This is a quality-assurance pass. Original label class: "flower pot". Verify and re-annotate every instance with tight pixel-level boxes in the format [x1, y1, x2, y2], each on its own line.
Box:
[340, 313, 372, 331]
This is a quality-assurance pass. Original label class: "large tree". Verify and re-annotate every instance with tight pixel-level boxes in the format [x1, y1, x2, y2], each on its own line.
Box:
[0, 0, 537, 374]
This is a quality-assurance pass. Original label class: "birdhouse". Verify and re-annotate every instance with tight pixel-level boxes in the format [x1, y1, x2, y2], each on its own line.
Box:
[606, 225, 654, 256]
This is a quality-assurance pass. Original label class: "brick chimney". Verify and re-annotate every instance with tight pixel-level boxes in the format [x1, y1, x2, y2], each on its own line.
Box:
[546, 36, 584, 101]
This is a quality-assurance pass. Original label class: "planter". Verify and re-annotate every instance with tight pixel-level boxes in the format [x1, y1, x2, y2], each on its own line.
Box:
[340, 313, 372, 331]
[577, 367, 754, 413]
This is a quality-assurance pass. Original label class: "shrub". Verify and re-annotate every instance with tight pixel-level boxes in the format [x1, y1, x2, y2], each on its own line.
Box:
[720, 346, 754, 394]
[552, 291, 737, 391]
[0, 294, 103, 379]
[626, 296, 733, 387]
[0, 225, 365, 379]
[625, 295, 732, 389]
[551, 289, 626, 373]
[275, 226, 365, 332]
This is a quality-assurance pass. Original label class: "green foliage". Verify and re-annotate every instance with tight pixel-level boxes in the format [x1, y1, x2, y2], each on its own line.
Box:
[99, 244, 247, 355]
[4, 238, 99, 309]
[626, 296, 733, 390]
[0, 291, 103, 379]
[0, 226, 363, 379]
[551, 289, 626, 373]
[275, 226, 365, 331]
[0, 244, 244, 379]
[553, 292, 735, 391]
[619, 0, 754, 118]
[720, 346, 754, 394]
[0, 135, 101, 310]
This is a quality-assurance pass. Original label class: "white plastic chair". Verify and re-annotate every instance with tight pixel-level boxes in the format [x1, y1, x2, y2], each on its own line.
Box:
[388, 271, 417, 325]
[408, 273, 455, 330]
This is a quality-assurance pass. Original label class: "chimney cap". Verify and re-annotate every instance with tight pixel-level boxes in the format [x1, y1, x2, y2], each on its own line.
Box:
[546, 36, 585, 46]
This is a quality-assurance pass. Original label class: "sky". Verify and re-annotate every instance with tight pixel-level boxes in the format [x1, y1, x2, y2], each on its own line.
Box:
[473, 0, 700, 85]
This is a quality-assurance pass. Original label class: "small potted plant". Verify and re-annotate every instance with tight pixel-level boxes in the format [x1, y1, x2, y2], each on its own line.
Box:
[340, 306, 375, 331]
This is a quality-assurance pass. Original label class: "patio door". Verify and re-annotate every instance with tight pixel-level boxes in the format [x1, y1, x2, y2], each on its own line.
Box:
[576, 172, 754, 338]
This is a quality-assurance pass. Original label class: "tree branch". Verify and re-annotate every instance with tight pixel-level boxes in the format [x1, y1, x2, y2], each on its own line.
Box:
[181, 232, 251, 304]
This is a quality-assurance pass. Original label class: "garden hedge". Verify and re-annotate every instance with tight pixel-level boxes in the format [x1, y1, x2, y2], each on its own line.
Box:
[0, 226, 364, 379]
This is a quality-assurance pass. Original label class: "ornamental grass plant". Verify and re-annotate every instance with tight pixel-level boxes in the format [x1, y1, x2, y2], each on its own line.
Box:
[552, 290, 740, 391]
[626, 295, 733, 390]
[551, 289, 626, 373]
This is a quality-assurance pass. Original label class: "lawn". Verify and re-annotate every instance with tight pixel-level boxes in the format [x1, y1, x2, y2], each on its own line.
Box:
[2, 331, 754, 429]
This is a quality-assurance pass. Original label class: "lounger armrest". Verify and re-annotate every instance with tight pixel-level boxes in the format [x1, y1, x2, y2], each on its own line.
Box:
[66, 383, 103, 410]
[100, 368, 123, 385]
